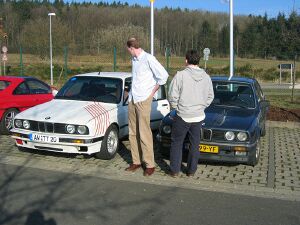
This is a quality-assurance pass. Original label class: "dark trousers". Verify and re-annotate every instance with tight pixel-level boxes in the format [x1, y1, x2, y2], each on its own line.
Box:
[170, 115, 202, 174]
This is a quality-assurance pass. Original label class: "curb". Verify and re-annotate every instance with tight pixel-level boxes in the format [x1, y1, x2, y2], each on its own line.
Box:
[267, 120, 300, 128]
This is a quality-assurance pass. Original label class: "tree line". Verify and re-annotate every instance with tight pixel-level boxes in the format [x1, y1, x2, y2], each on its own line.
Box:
[0, 0, 299, 60]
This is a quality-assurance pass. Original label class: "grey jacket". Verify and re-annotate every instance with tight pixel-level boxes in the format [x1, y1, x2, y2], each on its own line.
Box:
[168, 66, 214, 119]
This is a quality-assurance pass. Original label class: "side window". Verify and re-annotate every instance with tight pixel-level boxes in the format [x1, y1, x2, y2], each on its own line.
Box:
[13, 82, 30, 95]
[154, 85, 166, 101]
[27, 80, 51, 94]
[0, 81, 10, 90]
[254, 81, 264, 102]
[123, 77, 132, 104]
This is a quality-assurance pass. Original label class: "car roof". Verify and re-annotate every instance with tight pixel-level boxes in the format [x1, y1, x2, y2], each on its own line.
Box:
[0, 76, 25, 82]
[0, 76, 39, 81]
[74, 72, 132, 79]
[211, 75, 255, 84]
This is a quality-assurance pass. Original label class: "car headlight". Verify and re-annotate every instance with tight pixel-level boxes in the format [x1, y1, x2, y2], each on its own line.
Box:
[23, 120, 30, 129]
[77, 125, 88, 135]
[162, 125, 171, 134]
[15, 119, 22, 128]
[237, 132, 247, 141]
[66, 125, 76, 134]
[225, 131, 235, 141]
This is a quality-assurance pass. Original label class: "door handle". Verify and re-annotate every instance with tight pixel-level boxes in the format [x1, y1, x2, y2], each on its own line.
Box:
[162, 104, 168, 106]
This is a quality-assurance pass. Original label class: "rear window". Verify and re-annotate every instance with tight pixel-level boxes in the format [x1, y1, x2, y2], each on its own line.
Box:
[0, 81, 10, 91]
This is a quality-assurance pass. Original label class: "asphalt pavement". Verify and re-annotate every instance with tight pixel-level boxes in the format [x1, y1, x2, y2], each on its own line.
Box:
[0, 163, 300, 225]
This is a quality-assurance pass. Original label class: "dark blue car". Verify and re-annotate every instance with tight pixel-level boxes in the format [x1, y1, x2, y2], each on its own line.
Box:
[157, 76, 269, 166]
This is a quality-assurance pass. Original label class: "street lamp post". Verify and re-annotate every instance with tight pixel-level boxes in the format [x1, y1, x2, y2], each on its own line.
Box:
[150, 0, 154, 55]
[229, 0, 234, 80]
[48, 12, 56, 86]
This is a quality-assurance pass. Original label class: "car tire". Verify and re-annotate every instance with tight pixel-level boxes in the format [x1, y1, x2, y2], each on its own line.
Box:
[95, 125, 119, 160]
[0, 108, 19, 135]
[248, 139, 261, 166]
[158, 144, 170, 158]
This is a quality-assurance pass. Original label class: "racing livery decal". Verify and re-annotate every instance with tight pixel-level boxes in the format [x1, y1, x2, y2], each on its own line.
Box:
[84, 103, 110, 135]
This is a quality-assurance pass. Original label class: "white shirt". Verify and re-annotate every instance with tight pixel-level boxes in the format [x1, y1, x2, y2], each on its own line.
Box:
[181, 115, 205, 123]
[129, 50, 169, 103]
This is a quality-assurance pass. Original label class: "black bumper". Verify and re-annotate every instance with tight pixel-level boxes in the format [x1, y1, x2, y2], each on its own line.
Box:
[156, 134, 257, 164]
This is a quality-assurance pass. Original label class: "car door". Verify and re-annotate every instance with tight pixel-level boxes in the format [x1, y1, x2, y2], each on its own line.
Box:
[150, 85, 170, 129]
[118, 77, 131, 138]
[26, 79, 53, 105]
[254, 80, 268, 134]
[12, 82, 34, 111]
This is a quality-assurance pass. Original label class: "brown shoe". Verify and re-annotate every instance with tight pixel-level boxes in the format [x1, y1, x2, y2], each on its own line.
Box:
[186, 173, 195, 177]
[168, 171, 179, 178]
[125, 164, 141, 172]
[143, 167, 155, 176]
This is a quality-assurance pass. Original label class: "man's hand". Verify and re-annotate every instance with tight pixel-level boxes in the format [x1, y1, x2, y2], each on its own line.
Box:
[150, 84, 160, 97]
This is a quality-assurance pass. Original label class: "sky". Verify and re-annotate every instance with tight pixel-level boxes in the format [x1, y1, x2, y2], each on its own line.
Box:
[88, 0, 299, 18]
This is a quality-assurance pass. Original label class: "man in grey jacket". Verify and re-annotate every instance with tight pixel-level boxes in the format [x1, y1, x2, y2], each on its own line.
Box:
[168, 49, 214, 177]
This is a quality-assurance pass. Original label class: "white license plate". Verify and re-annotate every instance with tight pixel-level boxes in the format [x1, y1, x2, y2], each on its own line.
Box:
[29, 133, 59, 143]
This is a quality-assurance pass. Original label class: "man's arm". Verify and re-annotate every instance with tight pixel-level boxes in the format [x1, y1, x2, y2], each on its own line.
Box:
[206, 77, 214, 106]
[168, 73, 181, 110]
[148, 55, 169, 86]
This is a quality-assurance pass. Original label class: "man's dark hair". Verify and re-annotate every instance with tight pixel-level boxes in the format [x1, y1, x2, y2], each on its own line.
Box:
[186, 50, 200, 65]
[127, 37, 139, 49]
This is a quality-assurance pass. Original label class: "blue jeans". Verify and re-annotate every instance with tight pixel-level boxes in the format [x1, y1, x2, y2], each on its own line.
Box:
[170, 115, 202, 174]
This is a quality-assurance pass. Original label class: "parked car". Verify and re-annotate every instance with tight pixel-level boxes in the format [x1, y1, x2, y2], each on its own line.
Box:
[157, 76, 269, 166]
[0, 76, 54, 134]
[11, 72, 170, 159]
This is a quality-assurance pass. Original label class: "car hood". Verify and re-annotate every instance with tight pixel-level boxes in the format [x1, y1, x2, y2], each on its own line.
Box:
[15, 99, 117, 125]
[204, 106, 257, 130]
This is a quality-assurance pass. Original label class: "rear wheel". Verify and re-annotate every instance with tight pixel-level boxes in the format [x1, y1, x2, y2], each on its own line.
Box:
[0, 108, 19, 134]
[95, 125, 119, 160]
[248, 139, 261, 166]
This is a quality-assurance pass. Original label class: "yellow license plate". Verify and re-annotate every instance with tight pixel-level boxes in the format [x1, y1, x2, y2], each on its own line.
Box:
[199, 145, 219, 153]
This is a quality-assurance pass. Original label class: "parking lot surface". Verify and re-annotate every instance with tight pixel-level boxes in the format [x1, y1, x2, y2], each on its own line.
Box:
[0, 121, 299, 201]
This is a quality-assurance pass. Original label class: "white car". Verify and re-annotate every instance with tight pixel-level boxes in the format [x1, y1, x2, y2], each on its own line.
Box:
[11, 72, 170, 159]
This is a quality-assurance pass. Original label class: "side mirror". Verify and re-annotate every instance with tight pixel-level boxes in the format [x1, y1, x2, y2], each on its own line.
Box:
[51, 86, 58, 96]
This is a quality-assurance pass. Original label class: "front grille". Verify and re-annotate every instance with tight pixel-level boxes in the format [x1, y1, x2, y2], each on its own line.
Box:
[202, 129, 212, 141]
[212, 130, 225, 141]
[28, 120, 66, 134]
[201, 129, 225, 142]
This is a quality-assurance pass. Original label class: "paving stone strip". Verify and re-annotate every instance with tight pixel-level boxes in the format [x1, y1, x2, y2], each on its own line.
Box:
[0, 121, 299, 201]
[267, 126, 275, 188]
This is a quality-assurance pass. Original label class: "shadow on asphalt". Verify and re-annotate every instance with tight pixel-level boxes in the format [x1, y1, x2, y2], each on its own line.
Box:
[0, 152, 182, 225]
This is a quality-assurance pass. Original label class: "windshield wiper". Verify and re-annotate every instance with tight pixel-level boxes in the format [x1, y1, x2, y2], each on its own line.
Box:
[213, 103, 249, 109]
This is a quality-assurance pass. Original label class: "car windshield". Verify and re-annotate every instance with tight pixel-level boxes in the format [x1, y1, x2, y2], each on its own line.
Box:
[0, 81, 11, 91]
[55, 76, 123, 104]
[211, 81, 255, 108]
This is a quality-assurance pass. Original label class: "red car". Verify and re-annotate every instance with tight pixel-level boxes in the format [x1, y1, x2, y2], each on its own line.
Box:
[0, 76, 54, 134]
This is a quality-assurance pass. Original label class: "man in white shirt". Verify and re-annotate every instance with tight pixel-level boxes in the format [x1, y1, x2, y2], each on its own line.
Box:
[125, 37, 169, 176]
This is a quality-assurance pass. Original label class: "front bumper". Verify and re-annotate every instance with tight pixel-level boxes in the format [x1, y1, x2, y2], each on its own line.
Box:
[11, 129, 103, 155]
[156, 134, 257, 164]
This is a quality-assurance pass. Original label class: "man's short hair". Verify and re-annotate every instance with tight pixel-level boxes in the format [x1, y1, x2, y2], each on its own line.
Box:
[127, 37, 139, 49]
[186, 50, 200, 65]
